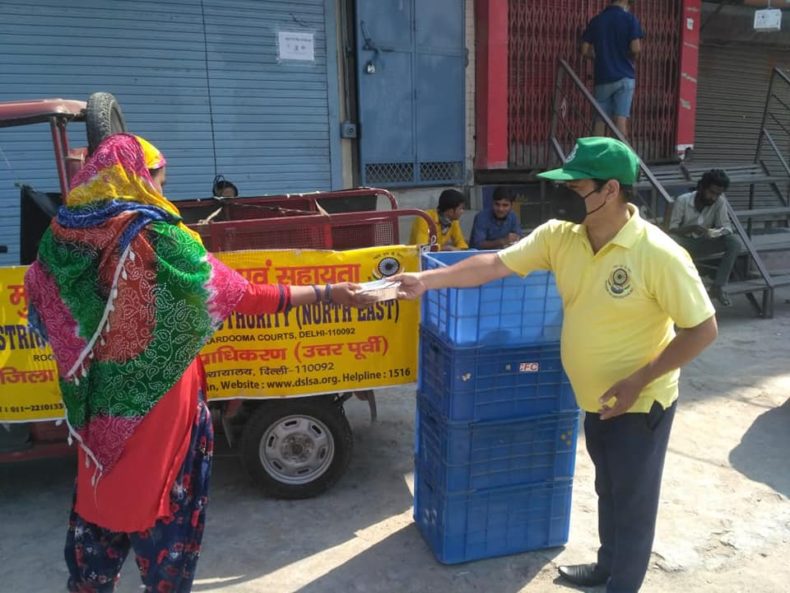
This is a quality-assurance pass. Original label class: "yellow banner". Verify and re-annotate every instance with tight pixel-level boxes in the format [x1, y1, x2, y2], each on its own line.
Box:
[0, 246, 420, 423]
[0, 266, 63, 422]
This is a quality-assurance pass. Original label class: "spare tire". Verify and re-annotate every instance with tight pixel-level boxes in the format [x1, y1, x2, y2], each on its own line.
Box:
[86, 92, 127, 155]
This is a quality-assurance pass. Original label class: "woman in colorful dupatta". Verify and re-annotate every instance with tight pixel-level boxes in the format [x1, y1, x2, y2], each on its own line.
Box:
[24, 133, 365, 593]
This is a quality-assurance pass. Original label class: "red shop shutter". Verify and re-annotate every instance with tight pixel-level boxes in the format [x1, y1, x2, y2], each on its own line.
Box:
[507, 0, 681, 169]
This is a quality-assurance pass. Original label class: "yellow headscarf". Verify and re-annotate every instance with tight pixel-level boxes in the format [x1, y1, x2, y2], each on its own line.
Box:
[135, 134, 167, 170]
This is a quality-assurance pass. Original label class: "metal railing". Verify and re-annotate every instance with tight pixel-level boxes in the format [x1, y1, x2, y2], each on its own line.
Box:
[750, 66, 790, 214]
[549, 59, 674, 225]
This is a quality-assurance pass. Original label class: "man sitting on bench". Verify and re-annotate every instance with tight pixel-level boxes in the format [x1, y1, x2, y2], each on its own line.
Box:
[668, 169, 742, 307]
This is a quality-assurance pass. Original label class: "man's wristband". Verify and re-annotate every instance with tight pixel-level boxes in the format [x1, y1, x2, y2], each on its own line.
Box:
[324, 283, 333, 304]
[311, 284, 322, 303]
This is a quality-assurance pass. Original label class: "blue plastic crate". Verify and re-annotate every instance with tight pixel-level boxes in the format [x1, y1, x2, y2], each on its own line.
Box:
[413, 473, 574, 564]
[419, 328, 577, 422]
[416, 396, 579, 491]
[421, 251, 563, 347]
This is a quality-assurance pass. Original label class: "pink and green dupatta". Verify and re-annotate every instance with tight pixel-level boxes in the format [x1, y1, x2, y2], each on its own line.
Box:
[24, 133, 247, 479]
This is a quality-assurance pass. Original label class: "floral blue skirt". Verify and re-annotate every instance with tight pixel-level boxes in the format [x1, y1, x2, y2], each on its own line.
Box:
[65, 397, 213, 593]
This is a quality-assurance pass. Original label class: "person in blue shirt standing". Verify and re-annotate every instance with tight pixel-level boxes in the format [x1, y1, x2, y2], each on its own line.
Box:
[469, 187, 523, 249]
[582, 0, 644, 139]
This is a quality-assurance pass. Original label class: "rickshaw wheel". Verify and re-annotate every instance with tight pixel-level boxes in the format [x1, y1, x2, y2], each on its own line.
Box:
[240, 397, 353, 499]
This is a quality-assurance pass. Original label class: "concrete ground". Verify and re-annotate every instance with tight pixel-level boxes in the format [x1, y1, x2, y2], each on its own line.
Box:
[1, 289, 789, 593]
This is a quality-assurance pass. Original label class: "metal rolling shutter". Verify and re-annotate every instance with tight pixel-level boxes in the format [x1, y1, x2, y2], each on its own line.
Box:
[0, 0, 338, 265]
[695, 44, 790, 163]
[203, 0, 339, 195]
[694, 43, 790, 208]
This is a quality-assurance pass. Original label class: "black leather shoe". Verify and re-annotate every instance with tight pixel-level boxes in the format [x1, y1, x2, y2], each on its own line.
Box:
[557, 563, 609, 587]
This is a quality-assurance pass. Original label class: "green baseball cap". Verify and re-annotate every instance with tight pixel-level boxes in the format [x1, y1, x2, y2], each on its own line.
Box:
[538, 137, 640, 185]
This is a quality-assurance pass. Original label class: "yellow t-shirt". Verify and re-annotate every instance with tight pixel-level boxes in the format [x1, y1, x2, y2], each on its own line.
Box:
[410, 209, 468, 250]
[498, 205, 715, 413]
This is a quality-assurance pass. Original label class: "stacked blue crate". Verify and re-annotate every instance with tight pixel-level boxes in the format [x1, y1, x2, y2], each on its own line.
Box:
[414, 251, 580, 564]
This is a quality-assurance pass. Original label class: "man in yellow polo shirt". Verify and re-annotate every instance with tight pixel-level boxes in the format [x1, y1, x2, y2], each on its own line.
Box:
[409, 188, 468, 251]
[394, 137, 717, 593]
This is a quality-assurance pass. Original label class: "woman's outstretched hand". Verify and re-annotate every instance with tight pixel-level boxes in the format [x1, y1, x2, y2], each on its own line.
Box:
[331, 283, 377, 307]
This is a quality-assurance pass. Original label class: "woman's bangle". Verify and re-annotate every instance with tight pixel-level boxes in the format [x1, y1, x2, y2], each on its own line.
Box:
[311, 284, 322, 303]
[324, 283, 333, 304]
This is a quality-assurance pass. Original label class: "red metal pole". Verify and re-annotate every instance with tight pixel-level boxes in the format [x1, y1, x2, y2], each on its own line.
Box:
[676, 0, 701, 159]
[474, 0, 509, 170]
[49, 118, 70, 198]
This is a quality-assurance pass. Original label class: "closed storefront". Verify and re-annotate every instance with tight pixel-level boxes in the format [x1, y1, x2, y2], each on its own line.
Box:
[476, 0, 690, 173]
[696, 4, 790, 163]
[695, 2, 790, 206]
[0, 0, 341, 265]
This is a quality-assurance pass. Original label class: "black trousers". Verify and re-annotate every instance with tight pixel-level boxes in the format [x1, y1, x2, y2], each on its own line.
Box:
[584, 400, 676, 593]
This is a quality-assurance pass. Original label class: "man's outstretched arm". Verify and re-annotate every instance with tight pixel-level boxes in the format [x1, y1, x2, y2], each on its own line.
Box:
[394, 253, 512, 299]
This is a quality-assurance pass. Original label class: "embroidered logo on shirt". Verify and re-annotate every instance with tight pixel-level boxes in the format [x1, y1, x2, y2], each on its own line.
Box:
[606, 265, 633, 298]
